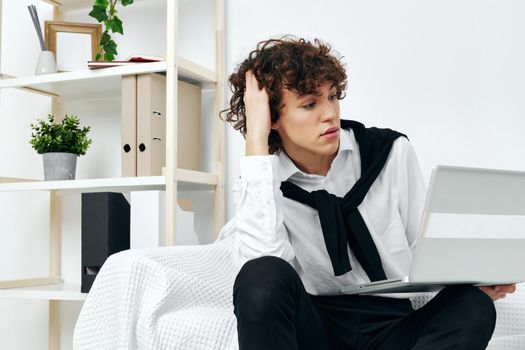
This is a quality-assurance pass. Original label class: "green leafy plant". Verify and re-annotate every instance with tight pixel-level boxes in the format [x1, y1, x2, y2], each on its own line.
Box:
[30, 114, 92, 156]
[89, 0, 134, 61]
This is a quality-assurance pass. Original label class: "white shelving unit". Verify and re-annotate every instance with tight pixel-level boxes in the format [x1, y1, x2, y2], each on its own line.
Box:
[0, 0, 224, 348]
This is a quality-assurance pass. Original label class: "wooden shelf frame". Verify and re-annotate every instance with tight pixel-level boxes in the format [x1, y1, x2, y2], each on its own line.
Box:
[164, 0, 225, 245]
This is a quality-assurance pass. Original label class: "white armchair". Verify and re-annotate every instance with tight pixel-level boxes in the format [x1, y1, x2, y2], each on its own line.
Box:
[73, 239, 525, 349]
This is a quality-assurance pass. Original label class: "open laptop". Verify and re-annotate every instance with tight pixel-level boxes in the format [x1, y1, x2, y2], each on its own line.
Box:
[342, 165, 525, 295]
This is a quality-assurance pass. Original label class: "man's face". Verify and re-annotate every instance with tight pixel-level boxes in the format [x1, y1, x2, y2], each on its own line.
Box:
[273, 82, 341, 168]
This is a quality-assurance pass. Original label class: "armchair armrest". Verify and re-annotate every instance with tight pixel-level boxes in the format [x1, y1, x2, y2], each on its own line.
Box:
[74, 239, 242, 350]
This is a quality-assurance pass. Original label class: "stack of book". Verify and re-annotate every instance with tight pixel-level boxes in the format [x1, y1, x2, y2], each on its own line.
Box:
[88, 54, 163, 69]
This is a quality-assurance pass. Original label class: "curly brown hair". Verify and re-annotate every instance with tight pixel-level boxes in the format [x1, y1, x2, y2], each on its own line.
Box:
[221, 36, 348, 154]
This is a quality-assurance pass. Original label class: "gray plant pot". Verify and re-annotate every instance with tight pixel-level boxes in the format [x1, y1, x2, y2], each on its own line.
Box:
[43, 152, 78, 180]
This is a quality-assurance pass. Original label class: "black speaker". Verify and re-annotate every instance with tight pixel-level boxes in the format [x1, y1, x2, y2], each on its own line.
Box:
[81, 192, 130, 293]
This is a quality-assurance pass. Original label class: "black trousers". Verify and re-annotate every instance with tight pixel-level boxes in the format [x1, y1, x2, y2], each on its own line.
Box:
[233, 256, 496, 350]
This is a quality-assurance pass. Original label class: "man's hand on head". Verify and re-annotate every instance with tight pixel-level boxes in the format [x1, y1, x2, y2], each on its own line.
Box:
[244, 70, 272, 156]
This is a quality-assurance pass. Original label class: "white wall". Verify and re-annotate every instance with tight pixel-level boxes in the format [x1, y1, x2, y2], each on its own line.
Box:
[224, 0, 525, 219]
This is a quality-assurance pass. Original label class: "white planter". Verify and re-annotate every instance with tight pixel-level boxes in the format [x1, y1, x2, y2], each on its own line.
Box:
[42, 152, 78, 180]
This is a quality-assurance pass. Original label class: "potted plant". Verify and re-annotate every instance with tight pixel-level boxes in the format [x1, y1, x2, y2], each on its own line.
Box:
[89, 0, 134, 61]
[30, 114, 92, 180]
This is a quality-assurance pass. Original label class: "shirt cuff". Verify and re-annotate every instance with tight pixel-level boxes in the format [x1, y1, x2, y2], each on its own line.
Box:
[240, 155, 280, 182]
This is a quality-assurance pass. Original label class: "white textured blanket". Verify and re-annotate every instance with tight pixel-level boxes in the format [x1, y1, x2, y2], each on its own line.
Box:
[73, 237, 244, 349]
[73, 237, 525, 349]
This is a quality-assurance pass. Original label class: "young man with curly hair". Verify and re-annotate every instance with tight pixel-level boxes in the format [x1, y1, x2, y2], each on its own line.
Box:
[220, 37, 515, 350]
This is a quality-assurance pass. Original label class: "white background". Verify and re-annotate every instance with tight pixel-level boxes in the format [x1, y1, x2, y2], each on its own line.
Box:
[224, 0, 525, 218]
[1, 0, 525, 348]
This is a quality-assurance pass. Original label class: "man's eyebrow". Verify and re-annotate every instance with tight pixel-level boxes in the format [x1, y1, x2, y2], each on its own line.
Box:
[296, 84, 337, 99]
[297, 91, 322, 100]
[297, 93, 315, 101]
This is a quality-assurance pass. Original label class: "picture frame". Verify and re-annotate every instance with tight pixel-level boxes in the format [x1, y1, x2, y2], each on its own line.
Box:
[44, 21, 102, 72]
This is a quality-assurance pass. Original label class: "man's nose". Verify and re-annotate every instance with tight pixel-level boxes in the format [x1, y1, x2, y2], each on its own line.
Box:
[320, 100, 336, 121]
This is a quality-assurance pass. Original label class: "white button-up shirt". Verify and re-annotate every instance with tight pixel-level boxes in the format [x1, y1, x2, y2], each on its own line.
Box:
[219, 128, 427, 296]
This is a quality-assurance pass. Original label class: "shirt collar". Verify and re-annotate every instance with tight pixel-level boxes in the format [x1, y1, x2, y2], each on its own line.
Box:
[278, 128, 355, 182]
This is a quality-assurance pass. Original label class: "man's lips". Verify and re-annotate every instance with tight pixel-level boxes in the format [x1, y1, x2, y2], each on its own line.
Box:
[321, 127, 339, 136]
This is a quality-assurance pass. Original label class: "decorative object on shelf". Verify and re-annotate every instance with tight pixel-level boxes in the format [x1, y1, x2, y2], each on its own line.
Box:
[29, 114, 92, 181]
[87, 53, 162, 69]
[89, 0, 135, 62]
[125, 53, 164, 62]
[44, 21, 102, 72]
[34, 50, 58, 75]
[27, 4, 57, 75]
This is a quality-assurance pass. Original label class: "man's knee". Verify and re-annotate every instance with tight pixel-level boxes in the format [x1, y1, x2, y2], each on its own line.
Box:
[233, 256, 299, 317]
[235, 256, 297, 287]
[441, 285, 496, 335]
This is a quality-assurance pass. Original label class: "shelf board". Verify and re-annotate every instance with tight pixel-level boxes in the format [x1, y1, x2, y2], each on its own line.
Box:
[178, 57, 217, 84]
[0, 58, 216, 99]
[176, 168, 218, 191]
[0, 283, 86, 301]
[0, 176, 165, 193]
[0, 170, 217, 193]
[0, 62, 166, 99]
[0, 177, 39, 184]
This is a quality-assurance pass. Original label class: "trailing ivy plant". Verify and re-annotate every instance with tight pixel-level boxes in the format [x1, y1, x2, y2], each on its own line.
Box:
[30, 114, 92, 156]
[89, 0, 134, 61]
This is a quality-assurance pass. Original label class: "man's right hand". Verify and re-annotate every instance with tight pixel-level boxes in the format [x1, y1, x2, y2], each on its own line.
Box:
[480, 284, 517, 301]
[244, 71, 272, 156]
